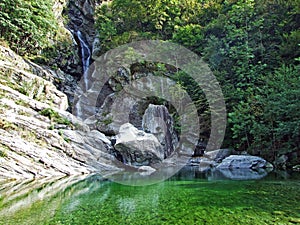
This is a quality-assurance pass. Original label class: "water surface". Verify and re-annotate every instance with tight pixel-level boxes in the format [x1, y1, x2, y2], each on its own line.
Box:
[0, 168, 300, 225]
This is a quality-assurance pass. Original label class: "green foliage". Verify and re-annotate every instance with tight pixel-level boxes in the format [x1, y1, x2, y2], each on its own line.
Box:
[39, 108, 71, 125]
[172, 24, 205, 51]
[102, 117, 113, 125]
[95, 0, 207, 52]
[0, 149, 7, 158]
[95, 0, 300, 162]
[0, 0, 58, 56]
[250, 65, 300, 158]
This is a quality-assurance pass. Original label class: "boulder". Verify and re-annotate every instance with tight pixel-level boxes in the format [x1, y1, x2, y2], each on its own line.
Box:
[142, 104, 178, 158]
[204, 149, 231, 163]
[138, 166, 156, 175]
[216, 155, 268, 169]
[114, 123, 164, 166]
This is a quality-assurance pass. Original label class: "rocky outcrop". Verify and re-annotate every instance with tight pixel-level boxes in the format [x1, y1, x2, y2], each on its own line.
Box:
[142, 104, 178, 158]
[0, 49, 68, 111]
[67, 0, 96, 77]
[34, 0, 82, 78]
[188, 152, 273, 176]
[216, 155, 270, 170]
[114, 123, 164, 166]
[67, 0, 95, 46]
[0, 46, 120, 180]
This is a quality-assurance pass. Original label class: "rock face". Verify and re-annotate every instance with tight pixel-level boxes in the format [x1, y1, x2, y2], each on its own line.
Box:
[216, 155, 268, 169]
[114, 123, 164, 166]
[0, 46, 120, 180]
[0, 48, 68, 111]
[67, 0, 95, 76]
[67, 0, 95, 47]
[45, 0, 82, 77]
[142, 104, 178, 158]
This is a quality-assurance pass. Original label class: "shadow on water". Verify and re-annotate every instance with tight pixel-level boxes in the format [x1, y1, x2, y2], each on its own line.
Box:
[0, 168, 300, 225]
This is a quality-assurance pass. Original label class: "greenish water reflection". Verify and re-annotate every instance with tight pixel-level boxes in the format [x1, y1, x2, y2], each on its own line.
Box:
[0, 169, 300, 225]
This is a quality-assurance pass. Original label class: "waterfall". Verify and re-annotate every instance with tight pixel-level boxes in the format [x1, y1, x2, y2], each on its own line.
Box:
[76, 30, 91, 90]
[73, 30, 92, 119]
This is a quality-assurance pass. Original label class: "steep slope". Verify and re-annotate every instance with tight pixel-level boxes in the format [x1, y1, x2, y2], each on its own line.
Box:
[0, 46, 119, 180]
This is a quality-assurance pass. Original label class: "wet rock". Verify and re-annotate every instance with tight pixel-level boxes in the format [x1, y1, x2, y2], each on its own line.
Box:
[67, 0, 95, 47]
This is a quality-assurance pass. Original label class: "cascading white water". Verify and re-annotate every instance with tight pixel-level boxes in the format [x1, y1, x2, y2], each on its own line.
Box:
[76, 30, 91, 90]
[73, 30, 92, 119]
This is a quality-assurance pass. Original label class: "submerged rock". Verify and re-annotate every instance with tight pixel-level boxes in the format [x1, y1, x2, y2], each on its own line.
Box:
[114, 123, 164, 166]
[209, 168, 268, 180]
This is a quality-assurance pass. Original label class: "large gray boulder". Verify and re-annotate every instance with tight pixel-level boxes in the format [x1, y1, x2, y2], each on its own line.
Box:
[114, 123, 164, 166]
[204, 149, 231, 163]
[216, 155, 268, 169]
[142, 104, 178, 158]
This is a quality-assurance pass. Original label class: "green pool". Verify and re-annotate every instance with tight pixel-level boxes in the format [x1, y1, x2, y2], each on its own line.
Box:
[0, 168, 300, 225]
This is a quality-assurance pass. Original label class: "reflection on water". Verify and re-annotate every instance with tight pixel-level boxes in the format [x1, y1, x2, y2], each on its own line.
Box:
[0, 169, 300, 225]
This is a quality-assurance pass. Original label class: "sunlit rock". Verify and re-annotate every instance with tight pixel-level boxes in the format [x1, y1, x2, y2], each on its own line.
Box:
[114, 123, 164, 166]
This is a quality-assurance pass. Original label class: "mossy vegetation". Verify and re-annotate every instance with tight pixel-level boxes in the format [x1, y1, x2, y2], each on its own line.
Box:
[0, 144, 8, 158]
[102, 117, 113, 125]
[39, 108, 71, 126]
[0, 119, 17, 131]
[58, 129, 70, 143]
[0, 67, 47, 102]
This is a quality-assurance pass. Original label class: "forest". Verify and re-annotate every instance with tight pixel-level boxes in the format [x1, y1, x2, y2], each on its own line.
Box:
[0, 0, 299, 164]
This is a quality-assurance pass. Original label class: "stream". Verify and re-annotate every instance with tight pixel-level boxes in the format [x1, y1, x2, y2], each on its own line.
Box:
[0, 168, 300, 225]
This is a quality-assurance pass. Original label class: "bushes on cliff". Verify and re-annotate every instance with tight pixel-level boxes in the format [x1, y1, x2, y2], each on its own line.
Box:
[0, 0, 58, 56]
